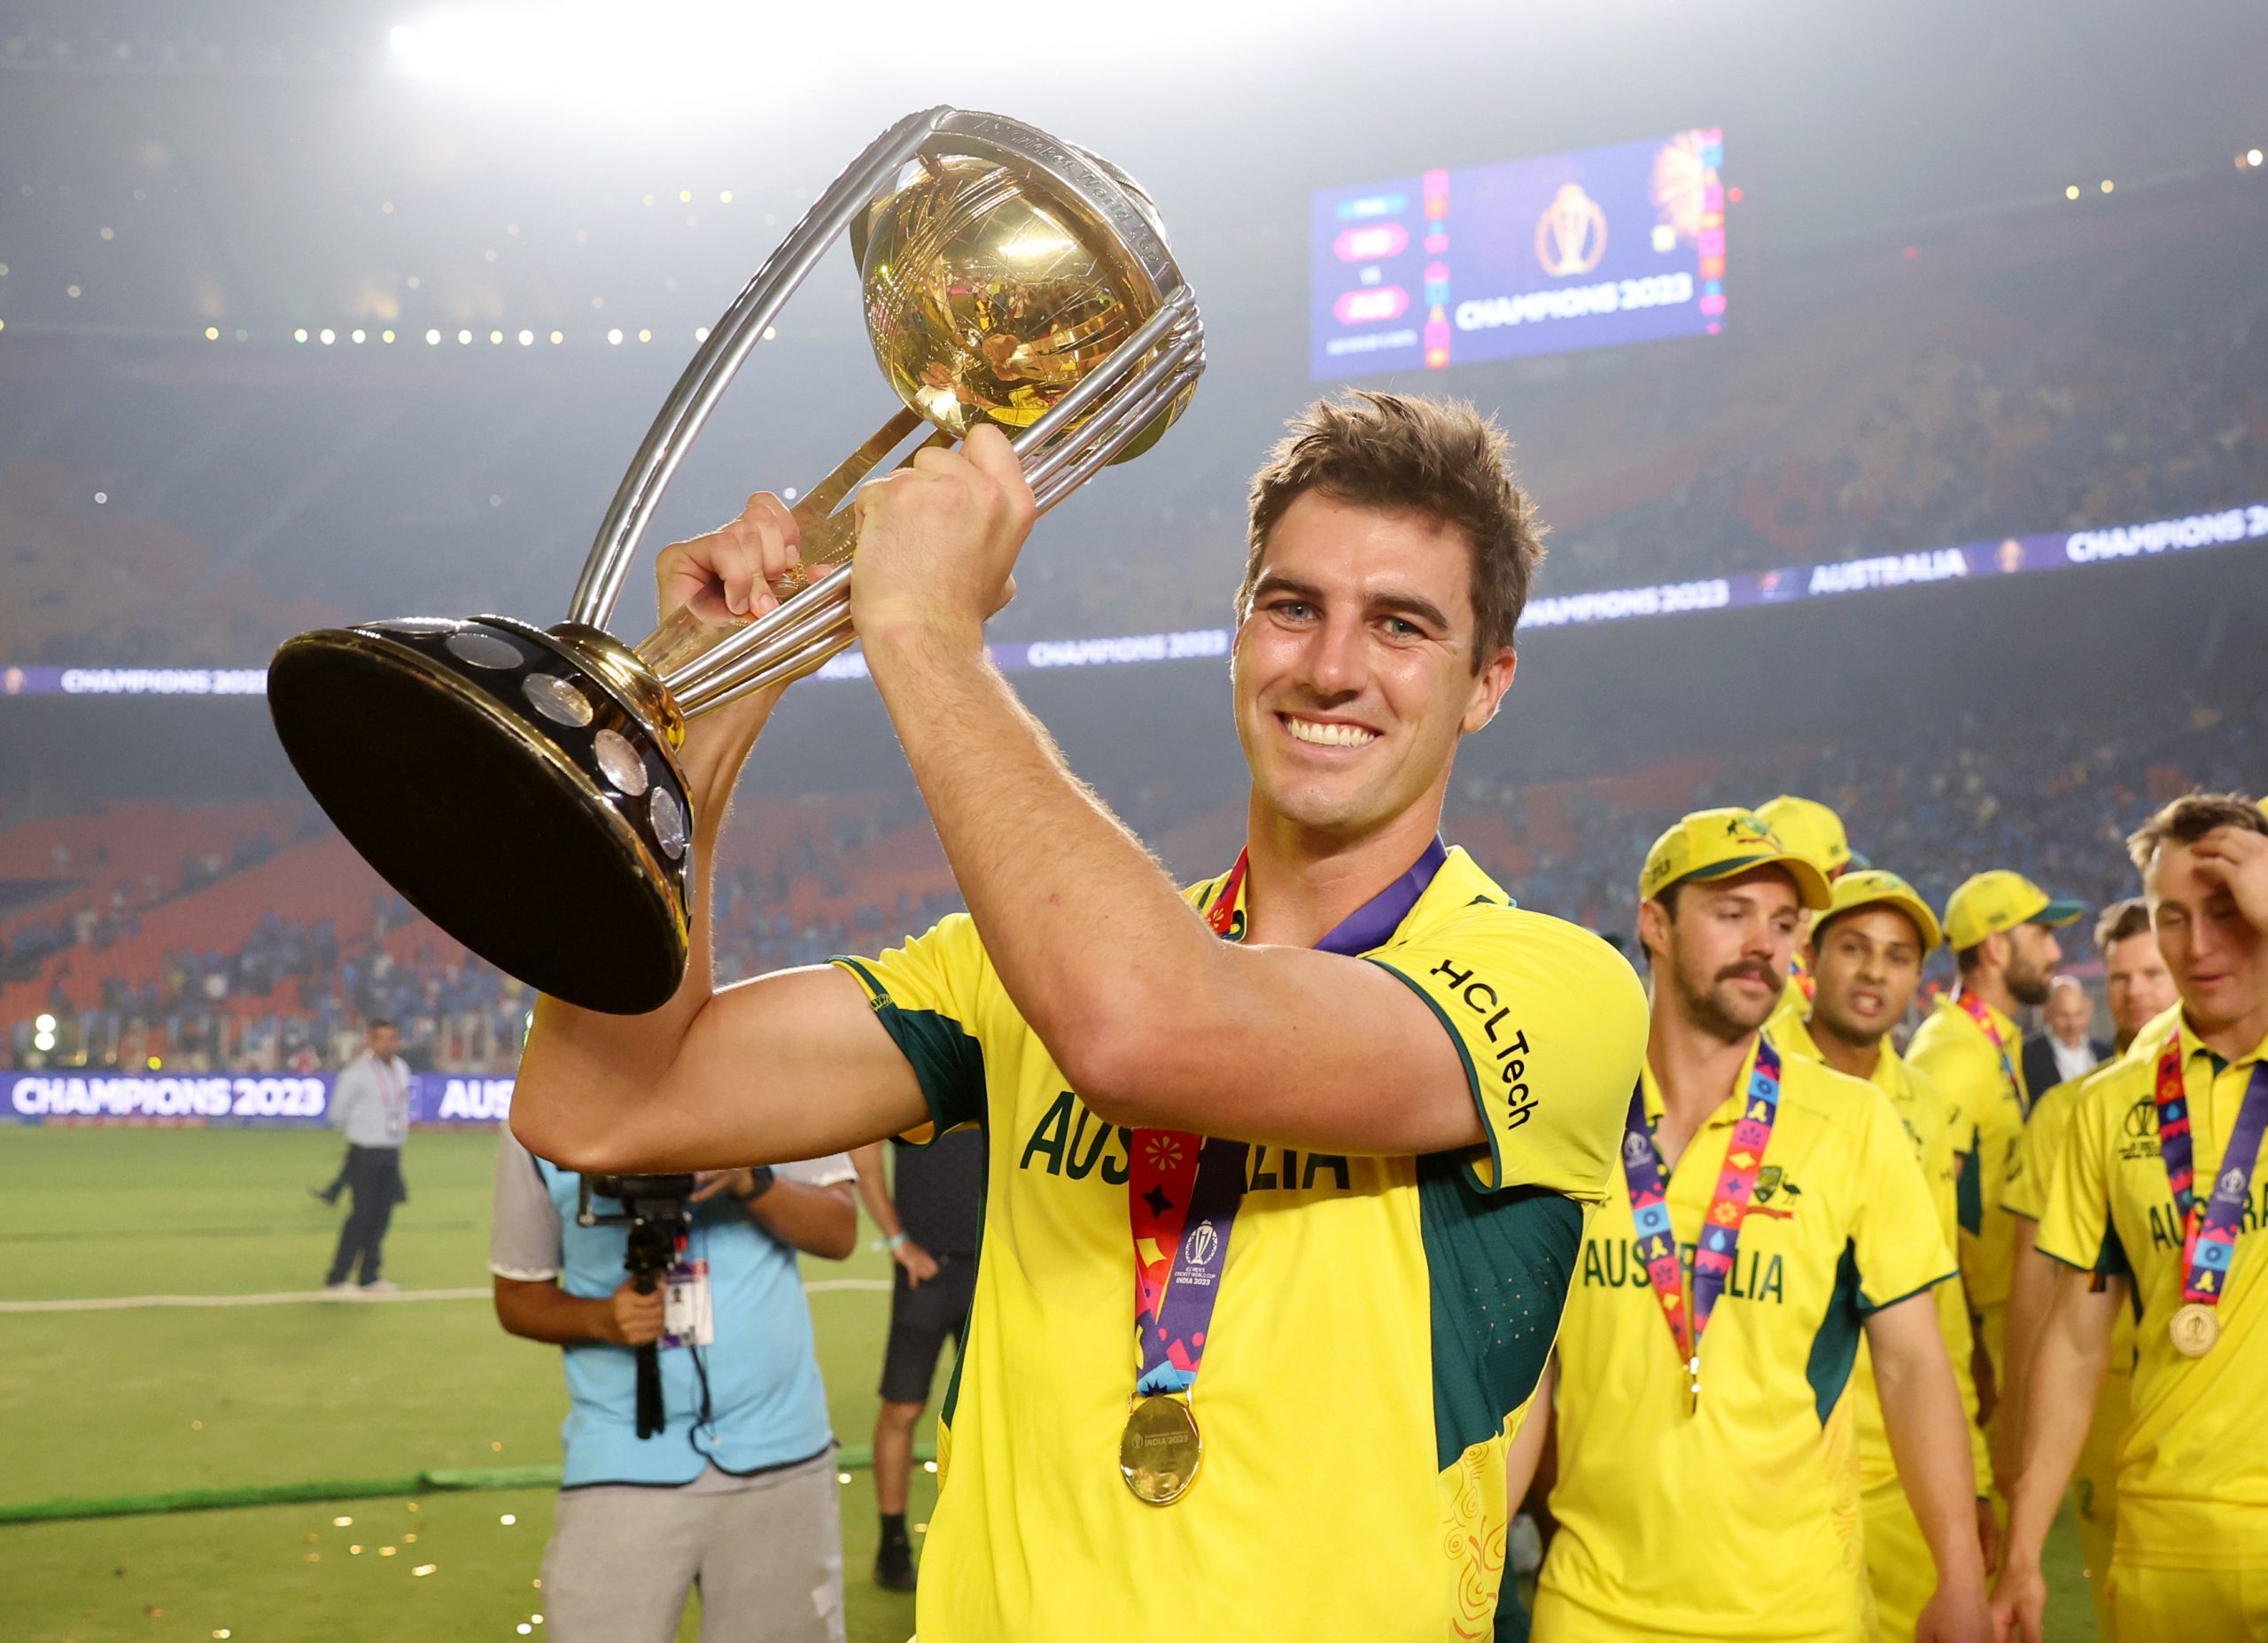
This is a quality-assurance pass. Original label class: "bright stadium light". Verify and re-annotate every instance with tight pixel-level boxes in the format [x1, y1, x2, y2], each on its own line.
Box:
[426, 329, 442, 344]
[35, 1013, 56, 1032]
[386, 3, 1357, 117]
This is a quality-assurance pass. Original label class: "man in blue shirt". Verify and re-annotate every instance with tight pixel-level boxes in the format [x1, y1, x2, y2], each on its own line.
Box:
[491, 1131, 858, 1643]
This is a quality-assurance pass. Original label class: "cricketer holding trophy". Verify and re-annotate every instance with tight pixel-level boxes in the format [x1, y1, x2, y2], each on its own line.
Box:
[275, 110, 1647, 1639]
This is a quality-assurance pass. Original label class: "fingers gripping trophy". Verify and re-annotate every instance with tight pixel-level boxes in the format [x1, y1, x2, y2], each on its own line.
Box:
[268, 109, 1203, 1013]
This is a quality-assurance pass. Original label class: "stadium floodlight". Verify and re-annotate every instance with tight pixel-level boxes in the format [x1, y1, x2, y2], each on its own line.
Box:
[35, 1013, 55, 1032]
[2249, 149, 2264, 167]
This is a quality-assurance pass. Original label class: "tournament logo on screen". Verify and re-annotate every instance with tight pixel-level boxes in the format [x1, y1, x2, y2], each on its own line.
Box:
[1310, 128, 1726, 380]
[1536, 183, 1609, 278]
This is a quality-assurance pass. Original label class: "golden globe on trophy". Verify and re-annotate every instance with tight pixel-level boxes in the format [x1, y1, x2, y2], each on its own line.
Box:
[267, 108, 1204, 1013]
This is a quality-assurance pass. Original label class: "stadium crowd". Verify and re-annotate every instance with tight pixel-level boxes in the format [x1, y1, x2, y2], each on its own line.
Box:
[6, 672, 2256, 1074]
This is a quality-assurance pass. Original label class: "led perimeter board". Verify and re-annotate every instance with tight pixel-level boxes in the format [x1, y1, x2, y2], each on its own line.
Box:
[1311, 128, 1726, 379]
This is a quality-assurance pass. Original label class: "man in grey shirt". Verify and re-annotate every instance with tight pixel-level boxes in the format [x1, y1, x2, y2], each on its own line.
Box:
[322, 1018, 411, 1294]
[491, 1130, 858, 1642]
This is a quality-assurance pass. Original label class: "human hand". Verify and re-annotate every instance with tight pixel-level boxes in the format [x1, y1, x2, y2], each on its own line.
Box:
[2192, 824, 2268, 934]
[655, 492, 830, 627]
[891, 1236, 940, 1287]
[1987, 1556, 2046, 1643]
[690, 1168, 755, 1204]
[1916, 1577, 1992, 1643]
[847, 424, 1031, 649]
[599, 1279, 666, 1347]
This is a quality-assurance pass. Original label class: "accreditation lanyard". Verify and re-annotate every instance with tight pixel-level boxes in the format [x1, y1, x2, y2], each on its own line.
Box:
[1623, 1036, 1783, 1413]
[1128, 839, 1449, 1397]
[2153, 1031, 2268, 1311]
[1954, 988, 2026, 1115]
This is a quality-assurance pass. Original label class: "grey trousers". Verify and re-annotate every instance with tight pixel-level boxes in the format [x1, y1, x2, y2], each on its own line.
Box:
[540, 1452, 847, 1643]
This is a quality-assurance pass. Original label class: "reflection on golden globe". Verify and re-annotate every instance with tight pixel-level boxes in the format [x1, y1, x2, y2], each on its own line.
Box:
[860, 154, 1170, 444]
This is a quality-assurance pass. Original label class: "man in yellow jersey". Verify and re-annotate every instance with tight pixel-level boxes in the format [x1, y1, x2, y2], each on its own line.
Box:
[1779, 870, 1995, 1641]
[1906, 870, 2085, 1450]
[512, 393, 1650, 1642]
[1528, 811, 1989, 1643]
[1758, 794, 1862, 1043]
[1994, 795, 2268, 1643]
[1993, 897, 2178, 1639]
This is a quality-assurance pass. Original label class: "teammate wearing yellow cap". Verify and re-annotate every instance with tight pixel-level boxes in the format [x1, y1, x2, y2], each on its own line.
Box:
[1528, 811, 1990, 1643]
[1993, 895, 2177, 1640]
[1994, 795, 2268, 1643]
[1781, 870, 1995, 1640]
[1759, 794, 1861, 1043]
[1906, 869, 2085, 1458]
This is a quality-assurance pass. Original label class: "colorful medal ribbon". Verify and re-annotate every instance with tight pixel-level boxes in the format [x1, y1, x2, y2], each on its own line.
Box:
[1128, 839, 1449, 1398]
[1622, 1035, 1784, 1409]
[2152, 1031, 2268, 1313]
[1953, 987, 2026, 1114]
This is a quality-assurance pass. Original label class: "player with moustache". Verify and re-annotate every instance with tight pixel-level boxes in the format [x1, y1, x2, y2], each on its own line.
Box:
[1994, 797, 2268, 1643]
[1779, 871, 1995, 1643]
[1522, 811, 1990, 1643]
[511, 393, 1648, 1643]
[1992, 897, 2180, 1639]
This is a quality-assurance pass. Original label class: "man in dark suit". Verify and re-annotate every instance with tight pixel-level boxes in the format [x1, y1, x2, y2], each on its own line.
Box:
[2020, 974, 2109, 1097]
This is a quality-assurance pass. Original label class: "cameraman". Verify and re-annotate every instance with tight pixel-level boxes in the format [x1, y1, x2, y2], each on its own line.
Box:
[489, 1129, 857, 1643]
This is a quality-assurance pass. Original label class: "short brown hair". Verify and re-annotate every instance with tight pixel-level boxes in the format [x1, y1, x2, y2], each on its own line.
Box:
[2095, 896, 2152, 952]
[1237, 391, 1545, 669]
[2126, 792, 2268, 872]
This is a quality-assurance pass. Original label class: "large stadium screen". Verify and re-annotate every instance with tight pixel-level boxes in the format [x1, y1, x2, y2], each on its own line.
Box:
[1310, 128, 1727, 379]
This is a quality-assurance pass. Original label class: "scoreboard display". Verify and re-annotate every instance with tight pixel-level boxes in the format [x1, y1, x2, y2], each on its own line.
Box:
[1310, 128, 1726, 380]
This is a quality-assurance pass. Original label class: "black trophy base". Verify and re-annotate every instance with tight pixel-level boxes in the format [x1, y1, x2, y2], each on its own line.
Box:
[268, 616, 694, 1015]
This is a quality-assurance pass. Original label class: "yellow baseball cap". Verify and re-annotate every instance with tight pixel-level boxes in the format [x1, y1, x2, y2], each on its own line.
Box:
[1814, 869, 1942, 952]
[1943, 869, 2086, 952]
[1755, 794, 1867, 876]
[1640, 808, 1833, 911]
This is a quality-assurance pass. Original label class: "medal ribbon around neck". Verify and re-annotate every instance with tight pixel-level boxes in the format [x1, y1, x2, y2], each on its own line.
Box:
[1954, 988, 2027, 1114]
[1128, 838, 1449, 1398]
[1622, 1035, 1784, 1407]
[2153, 1030, 2268, 1314]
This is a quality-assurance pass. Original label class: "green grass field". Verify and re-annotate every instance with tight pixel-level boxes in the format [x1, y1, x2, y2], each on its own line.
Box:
[0, 1128, 2100, 1641]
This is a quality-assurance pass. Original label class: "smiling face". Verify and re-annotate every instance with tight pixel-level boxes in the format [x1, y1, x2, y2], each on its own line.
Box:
[2148, 838, 2268, 1040]
[1231, 491, 1514, 840]
[1642, 865, 1804, 1042]
[1807, 904, 1928, 1050]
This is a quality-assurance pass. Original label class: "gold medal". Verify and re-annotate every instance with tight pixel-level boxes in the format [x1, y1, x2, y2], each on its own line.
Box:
[2170, 1301, 2220, 1358]
[1119, 1393, 1201, 1505]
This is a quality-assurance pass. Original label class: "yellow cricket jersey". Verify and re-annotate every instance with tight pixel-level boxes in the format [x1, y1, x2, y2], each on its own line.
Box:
[834, 846, 1648, 1642]
[2035, 1006, 2268, 1569]
[2006, 1057, 2139, 1394]
[1536, 1042, 1955, 1642]
[1794, 1038, 1991, 1496]
[1908, 995, 2030, 1314]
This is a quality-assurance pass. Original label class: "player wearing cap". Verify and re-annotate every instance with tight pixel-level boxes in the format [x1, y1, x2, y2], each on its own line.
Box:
[1758, 794, 1861, 1043]
[1528, 811, 1989, 1643]
[1993, 795, 2268, 1643]
[1785, 870, 1995, 1642]
[513, 395, 1651, 1642]
[1906, 870, 2085, 1452]
[1994, 897, 2179, 1638]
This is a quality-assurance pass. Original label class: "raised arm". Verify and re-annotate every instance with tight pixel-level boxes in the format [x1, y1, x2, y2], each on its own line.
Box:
[843, 429, 1628, 1157]
[1864, 1293, 1991, 1643]
[510, 495, 928, 1175]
